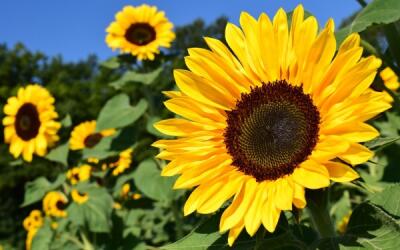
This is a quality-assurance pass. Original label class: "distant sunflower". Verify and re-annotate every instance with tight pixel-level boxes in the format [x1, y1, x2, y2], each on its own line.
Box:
[71, 189, 89, 204]
[69, 121, 115, 150]
[43, 191, 68, 218]
[23, 210, 43, 231]
[380, 67, 399, 103]
[109, 148, 133, 176]
[106, 4, 175, 60]
[23, 210, 43, 250]
[337, 211, 352, 234]
[153, 5, 390, 246]
[3, 85, 61, 162]
[66, 164, 92, 185]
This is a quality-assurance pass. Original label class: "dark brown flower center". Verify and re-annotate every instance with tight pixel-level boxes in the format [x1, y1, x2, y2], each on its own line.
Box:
[125, 23, 156, 46]
[15, 103, 41, 141]
[224, 80, 320, 182]
[55, 200, 66, 210]
[84, 133, 103, 148]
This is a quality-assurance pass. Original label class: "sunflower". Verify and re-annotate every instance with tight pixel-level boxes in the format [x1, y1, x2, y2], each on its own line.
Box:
[43, 191, 68, 218]
[109, 148, 133, 176]
[380, 67, 399, 103]
[153, 5, 390, 246]
[69, 121, 115, 150]
[71, 189, 89, 204]
[23, 210, 43, 250]
[3, 84, 61, 162]
[106, 4, 175, 60]
[23, 210, 43, 231]
[66, 164, 92, 185]
[120, 183, 142, 200]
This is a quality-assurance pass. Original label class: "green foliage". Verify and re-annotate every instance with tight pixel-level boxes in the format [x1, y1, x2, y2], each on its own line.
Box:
[22, 174, 66, 207]
[336, 0, 400, 44]
[96, 94, 148, 131]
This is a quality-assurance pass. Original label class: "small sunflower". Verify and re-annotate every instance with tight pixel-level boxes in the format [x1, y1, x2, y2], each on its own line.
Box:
[71, 189, 89, 204]
[23, 210, 43, 250]
[120, 183, 141, 200]
[43, 191, 68, 218]
[69, 121, 115, 150]
[3, 84, 61, 162]
[23, 210, 43, 231]
[380, 67, 399, 103]
[109, 148, 133, 176]
[106, 4, 175, 60]
[153, 5, 390, 246]
[66, 164, 92, 185]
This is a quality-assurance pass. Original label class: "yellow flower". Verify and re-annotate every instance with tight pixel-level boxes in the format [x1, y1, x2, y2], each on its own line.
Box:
[109, 148, 133, 176]
[3, 84, 61, 162]
[23, 210, 44, 250]
[43, 191, 68, 218]
[337, 211, 352, 234]
[106, 4, 175, 60]
[113, 202, 122, 210]
[23, 210, 43, 231]
[26, 228, 38, 250]
[153, 5, 390, 246]
[132, 193, 142, 200]
[121, 183, 131, 197]
[67, 164, 92, 185]
[69, 120, 115, 150]
[380, 67, 399, 103]
[51, 222, 59, 230]
[71, 189, 89, 204]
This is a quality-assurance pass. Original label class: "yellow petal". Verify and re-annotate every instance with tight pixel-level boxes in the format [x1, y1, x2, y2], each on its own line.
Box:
[292, 160, 330, 189]
[325, 161, 360, 182]
[339, 143, 373, 165]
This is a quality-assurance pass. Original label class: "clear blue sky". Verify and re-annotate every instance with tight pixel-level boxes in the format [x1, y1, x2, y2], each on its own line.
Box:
[0, 0, 362, 62]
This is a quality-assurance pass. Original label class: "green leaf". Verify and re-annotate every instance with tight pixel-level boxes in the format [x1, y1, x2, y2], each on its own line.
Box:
[364, 136, 400, 150]
[336, 0, 400, 45]
[45, 142, 69, 166]
[110, 67, 163, 89]
[22, 174, 66, 207]
[96, 94, 148, 132]
[67, 184, 113, 233]
[60, 114, 72, 128]
[345, 202, 400, 249]
[31, 225, 53, 250]
[101, 57, 120, 69]
[369, 184, 400, 217]
[133, 159, 180, 202]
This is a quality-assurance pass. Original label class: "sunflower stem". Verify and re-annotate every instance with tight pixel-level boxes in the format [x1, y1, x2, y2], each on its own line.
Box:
[306, 189, 336, 238]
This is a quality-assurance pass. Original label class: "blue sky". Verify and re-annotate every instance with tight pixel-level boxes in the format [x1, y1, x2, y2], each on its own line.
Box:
[0, 0, 361, 62]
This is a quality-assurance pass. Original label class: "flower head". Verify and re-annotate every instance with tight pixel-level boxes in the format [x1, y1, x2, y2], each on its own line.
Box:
[3, 84, 61, 162]
[153, 5, 390, 246]
[106, 4, 175, 60]
[109, 148, 133, 176]
[43, 191, 68, 218]
[71, 189, 89, 204]
[69, 121, 115, 150]
[67, 164, 92, 185]
[380, 67, 399, 103]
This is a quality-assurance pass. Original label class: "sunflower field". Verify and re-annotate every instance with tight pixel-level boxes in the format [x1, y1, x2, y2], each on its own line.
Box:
[1, 0, 400, 249]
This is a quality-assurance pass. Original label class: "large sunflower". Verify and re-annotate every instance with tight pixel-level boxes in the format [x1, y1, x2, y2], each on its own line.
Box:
[69, 121, 115, 150]
[3, 85, 61, 162]
[106, 4, 175, 61]
[153, 5, 390, 246]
